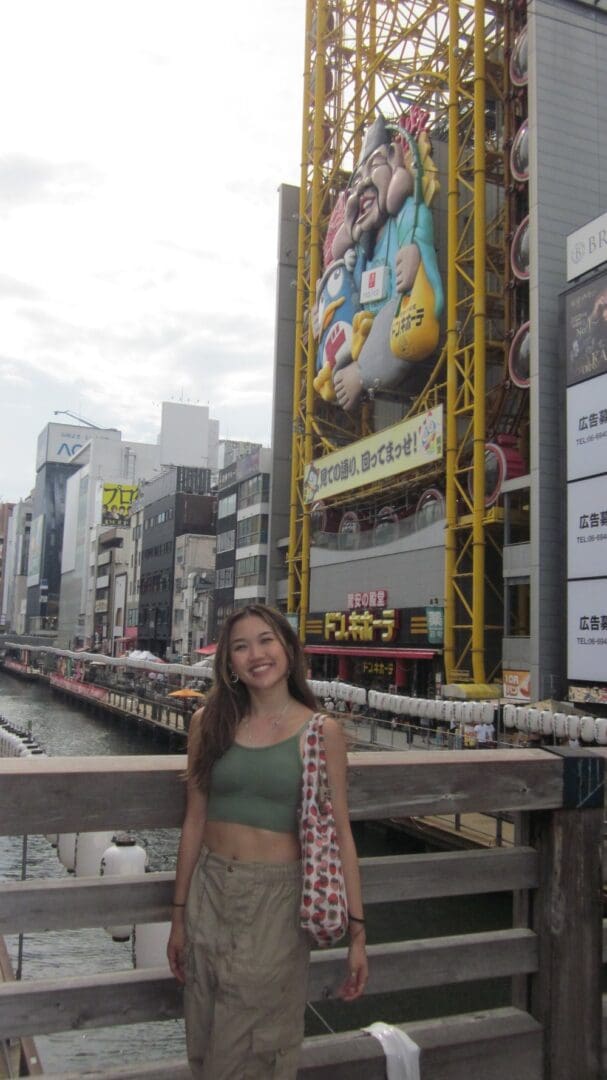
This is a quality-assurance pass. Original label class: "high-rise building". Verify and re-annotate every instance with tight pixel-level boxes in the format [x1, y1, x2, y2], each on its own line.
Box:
[213, 448, 272, 638]
[27, 423, 122, 635]
[159, 402, 219, 471]
[171, 535, 216, 660]
[137, 467, 216, 657]
[57, 430, 161, 649]
[272, 0, 607, 705]
[0, 501, 19, 629]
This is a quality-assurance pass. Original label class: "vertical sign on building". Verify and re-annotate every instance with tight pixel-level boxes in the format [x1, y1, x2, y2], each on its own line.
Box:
[564, 247, 607, 685]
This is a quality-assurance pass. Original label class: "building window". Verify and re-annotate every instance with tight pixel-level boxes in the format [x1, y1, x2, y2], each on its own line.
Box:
[238, 474, 270, 509]
[235, 555, 267, 588]
[504, 489, 530, 545]
[215, 603, 234, 630]
[236, 515, 268, 547]
[218, 529, 236, 553]
[505, 578, 530, 637]
[218, 493, 237, 519]
[216, 566, 234, 589]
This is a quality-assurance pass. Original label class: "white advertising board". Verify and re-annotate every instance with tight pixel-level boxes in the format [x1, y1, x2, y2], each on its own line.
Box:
[567, 577, 607, 681]
[35, 423, 92, 470]
[567, 474, 607, 579]
[26, 514, 44, 587]
[566, 370, 607, 481]
[567, 210, 607, 282]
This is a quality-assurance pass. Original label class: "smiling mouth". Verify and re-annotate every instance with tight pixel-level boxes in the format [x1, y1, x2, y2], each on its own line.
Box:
[356, 190, 377, 222]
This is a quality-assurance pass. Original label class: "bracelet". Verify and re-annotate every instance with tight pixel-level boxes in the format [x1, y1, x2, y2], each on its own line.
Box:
[349, 914, 365, 924]
[172, 902, 186, 907]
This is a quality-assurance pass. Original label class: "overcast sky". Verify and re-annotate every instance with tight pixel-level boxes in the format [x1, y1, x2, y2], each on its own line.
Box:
[0, 1, 305, 502]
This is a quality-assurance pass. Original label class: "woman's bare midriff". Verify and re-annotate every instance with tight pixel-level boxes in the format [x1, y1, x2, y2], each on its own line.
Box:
[203, 820, 301, 863]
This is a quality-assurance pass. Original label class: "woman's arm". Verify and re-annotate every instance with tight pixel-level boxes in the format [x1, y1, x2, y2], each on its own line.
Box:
[323, 716, 368, 1001]
[167, 709, 207, 983]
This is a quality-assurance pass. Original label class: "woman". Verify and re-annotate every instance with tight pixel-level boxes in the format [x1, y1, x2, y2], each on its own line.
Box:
[167, 604, 368, 1080]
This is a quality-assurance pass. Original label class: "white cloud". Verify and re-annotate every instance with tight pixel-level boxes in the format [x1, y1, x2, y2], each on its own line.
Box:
[0, 0, 304, 501]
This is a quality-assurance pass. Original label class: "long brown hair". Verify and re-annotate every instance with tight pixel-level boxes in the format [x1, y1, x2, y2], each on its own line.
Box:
[189, 604, 317, 791]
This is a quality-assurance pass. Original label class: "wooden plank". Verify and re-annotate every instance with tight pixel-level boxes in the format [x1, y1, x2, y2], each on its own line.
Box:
[530, 807, 603, 1080]
[0, 930, 537, 1039]
[0, 757, 187, 835]
[0, 969, 183, 1038]
[406, 1006, 543, 1080]
[39, 1007, 542, 1080]
[0, 750, 565, 836]
[359, 846, 539, 902]
[307, 929, 538, 1000]
[512, 812, 532, 1012]
[0, 874, 174, 935]
[0, 935, 43, 1076]
[347, 750, 565, 819]
[0, 756, 185, 829]
[0, 848, 539, 935]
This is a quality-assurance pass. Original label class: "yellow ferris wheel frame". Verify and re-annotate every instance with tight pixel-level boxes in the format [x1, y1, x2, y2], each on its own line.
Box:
[288, 0, 508, 686]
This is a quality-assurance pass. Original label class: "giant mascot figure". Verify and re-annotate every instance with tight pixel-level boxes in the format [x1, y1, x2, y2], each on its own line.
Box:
[313, 110, 444, 411]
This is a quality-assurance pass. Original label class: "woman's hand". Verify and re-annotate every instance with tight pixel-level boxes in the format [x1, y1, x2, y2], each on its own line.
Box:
[337, 931, 368, 1001]
[167, 919, 187, 984]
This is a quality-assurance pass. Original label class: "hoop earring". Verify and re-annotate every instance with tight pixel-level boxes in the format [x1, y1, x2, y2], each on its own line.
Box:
[229, 670, 239, 685]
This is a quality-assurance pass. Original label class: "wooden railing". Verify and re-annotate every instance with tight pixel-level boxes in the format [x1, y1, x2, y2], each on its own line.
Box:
[0, 748, 604, 1079]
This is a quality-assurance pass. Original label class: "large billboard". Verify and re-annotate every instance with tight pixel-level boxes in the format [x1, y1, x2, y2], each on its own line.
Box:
[566, 212, 607, 283]
[567, 474, 607, 579]
[567, 577, 607, 682]
[563, 267, 607, 387]
[101, 483, 139, 526]
[36, 423, 93, 471]
[303, 406, 443, 503]
[566, 370, 607, 482]
[566, 274, 607, 689]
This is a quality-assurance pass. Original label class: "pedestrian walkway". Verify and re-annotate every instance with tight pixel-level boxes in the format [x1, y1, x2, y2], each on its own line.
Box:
[343, 715, 458, 752]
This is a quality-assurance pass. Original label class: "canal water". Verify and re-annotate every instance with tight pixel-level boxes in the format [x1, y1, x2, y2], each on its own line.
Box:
[0, 672, 511, 1074]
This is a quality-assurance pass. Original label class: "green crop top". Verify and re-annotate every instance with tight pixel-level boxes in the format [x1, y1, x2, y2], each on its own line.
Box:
[206, 721, 309, 834]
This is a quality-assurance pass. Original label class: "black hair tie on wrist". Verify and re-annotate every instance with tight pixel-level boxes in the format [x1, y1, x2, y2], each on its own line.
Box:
[349, 914, 365, 924]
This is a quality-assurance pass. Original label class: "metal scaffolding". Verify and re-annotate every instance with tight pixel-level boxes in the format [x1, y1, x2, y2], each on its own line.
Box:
[289, 0, 518, 685]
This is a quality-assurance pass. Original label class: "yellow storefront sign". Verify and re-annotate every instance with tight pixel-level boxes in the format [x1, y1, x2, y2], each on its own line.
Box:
[303, 406, 443, 503]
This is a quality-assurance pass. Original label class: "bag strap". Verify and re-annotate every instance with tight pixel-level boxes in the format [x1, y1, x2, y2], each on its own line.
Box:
[310, 713, 332, 804]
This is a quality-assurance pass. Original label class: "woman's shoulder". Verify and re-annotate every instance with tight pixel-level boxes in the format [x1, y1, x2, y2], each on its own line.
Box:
[188, 706, 205, 742]
[318, 712, 345, 746]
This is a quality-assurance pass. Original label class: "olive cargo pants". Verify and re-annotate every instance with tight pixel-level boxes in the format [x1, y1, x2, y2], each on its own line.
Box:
[184, 848, 311, 1080]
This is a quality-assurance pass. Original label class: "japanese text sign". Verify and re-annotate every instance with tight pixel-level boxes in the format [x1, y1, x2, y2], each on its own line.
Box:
[303, 406, 443, 503]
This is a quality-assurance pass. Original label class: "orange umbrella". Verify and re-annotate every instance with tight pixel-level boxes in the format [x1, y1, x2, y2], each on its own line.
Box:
[168, 688, 206, 698]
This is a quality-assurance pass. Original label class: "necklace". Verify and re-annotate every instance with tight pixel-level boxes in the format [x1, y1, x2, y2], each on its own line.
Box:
[241, 701, 291, 744]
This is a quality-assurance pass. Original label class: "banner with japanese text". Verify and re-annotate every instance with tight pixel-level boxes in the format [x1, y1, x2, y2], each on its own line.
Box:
[101, 483, 139, 526]
[303, 405, 443, 504]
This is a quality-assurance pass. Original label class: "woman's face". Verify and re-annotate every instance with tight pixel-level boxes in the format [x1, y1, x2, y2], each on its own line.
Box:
[228, 614, 290, 693]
